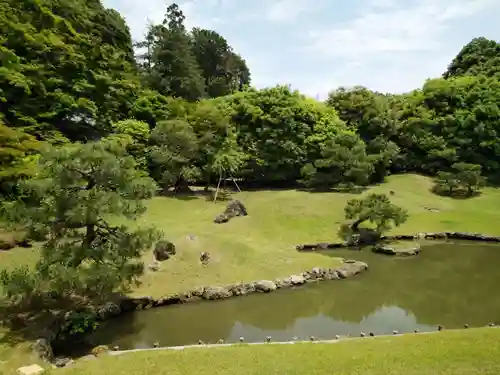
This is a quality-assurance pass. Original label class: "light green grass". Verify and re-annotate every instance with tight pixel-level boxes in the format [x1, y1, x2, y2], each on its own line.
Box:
[59, 328, 500, 375]
[3, 174, 500, 299]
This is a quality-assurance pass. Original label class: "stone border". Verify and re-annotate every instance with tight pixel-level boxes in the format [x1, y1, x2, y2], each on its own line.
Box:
[35, 260, 368, 364]
[105, 260, 368, 319]
[296, 232, 500, 251]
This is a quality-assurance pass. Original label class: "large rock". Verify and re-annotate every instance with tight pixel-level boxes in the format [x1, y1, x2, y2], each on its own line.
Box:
[31, 338, 54, 362]
[289, 275, 306, 285]
[214, 200, 248, 224]
[17, 364, 45, 375]
[97, 302, 121, 320]
[202, 286, 233, 300]
[254, 280, 277, 292]
[229, 283, 256, 296]
[153, 240, 176, 261]
[373, 243, 421, 256]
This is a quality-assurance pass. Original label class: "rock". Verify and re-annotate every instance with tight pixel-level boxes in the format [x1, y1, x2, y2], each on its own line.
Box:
[323, 269, 340, 280]
[337, 261, 368, 278]
[214, 200, 248, 224]
[31, 338, 54, 362]
[424, 232, 447, 240]
[202, 286, 233, 300]
[153, 240, 176, 261]
[91, 345, 109, 356]
[53, 357, 72, 368]
[190, 286, 205, 297]
[97, 301, 121, 320]
[229, 283, 255, 296]
[254, 280, 277, 292]
[148, 262, 161, 271]
[372, 243, 420, 256]
[289, 275, 306, 285]
[200, 251, 211, 264]
[17, 364, 45, 375]
[214, 213, 230, 224]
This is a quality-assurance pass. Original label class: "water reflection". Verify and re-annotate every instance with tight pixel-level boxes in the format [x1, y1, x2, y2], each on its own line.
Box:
[89, 242, 500, 350]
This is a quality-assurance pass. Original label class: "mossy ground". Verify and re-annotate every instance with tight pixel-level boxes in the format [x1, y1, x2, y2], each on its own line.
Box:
[2, 174, 500, 373]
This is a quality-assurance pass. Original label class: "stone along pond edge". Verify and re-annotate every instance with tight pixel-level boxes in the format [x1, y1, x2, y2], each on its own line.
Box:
[32, 260, 368, 365]
[296, 231, 500, 252]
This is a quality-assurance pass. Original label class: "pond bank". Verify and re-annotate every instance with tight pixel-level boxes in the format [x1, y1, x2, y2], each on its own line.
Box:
[102, 260, 368, 320]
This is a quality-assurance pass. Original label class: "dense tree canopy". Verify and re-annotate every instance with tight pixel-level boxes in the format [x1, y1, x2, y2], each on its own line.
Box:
[2, 0, 498, 194]
[1, 0, 500, 344]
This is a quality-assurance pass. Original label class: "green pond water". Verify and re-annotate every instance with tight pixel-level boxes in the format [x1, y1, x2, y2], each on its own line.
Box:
[87, 241, 500, 350]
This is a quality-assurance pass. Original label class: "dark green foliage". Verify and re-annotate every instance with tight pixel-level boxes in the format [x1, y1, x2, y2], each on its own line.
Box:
[190, 28, 250, 97]
[301, 130, 375, 189]
[221, 86, 347, 184]
[434, 163, 485, 197]
[343, 193, 408, 235]
[0, 0, 140, 142]
[444, 37, 500, 79]
[0, 121, 42, 194]
[149, 119, 200, 191]
[0, 138, 161, 308]
[141, 4, 206, 100]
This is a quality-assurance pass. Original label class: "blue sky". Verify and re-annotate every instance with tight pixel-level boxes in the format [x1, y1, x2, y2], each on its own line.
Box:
[104, 0, 500, 99]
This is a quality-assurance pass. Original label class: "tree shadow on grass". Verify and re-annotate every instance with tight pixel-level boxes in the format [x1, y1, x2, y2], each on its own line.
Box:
[297, 185, 368, 194]
[430, 186, 482, 200]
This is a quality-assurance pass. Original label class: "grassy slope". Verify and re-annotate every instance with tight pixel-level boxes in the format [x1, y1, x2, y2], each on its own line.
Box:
[3, 174, 500, 299]
[2, 174, 500, 372]
[63, 328, 500, 375]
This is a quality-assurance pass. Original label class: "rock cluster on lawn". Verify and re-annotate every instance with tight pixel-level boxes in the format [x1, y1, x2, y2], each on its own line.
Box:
[214, 200, 248, 224]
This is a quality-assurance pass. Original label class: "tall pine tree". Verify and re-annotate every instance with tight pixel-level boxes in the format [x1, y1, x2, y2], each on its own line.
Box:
[147, 3, 206, 100]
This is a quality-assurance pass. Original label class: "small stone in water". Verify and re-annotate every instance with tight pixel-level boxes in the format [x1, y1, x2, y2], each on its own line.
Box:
[369, 332, 375, 337]
[360, 332, 366, 337]
[393, 330, 399, 335]
[488, 322, 495, 327]
[464, 324, 469, 328]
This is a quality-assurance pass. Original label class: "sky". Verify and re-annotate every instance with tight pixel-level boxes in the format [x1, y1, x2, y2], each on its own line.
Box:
[103, 0, 500, 99]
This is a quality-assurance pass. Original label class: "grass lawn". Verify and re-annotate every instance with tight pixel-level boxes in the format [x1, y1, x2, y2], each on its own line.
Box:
[60, 328, 500, 375]
[3, 173, 500, 298]
[2, 174, 500, 373]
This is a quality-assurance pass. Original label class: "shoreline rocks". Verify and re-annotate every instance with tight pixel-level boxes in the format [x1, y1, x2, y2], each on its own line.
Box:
[103, 260, 368, 318]
[296, 232, 500, 251]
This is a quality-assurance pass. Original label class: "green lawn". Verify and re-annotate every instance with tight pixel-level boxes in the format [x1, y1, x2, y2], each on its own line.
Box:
[2, 174, 500, 373]
[58, 328, 500, 375]
[4, 174, 500, 298]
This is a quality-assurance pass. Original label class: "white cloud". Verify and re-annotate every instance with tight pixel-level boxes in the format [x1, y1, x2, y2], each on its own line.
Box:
[306, 0, 496, 60]
[265, 0, 326, 23]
